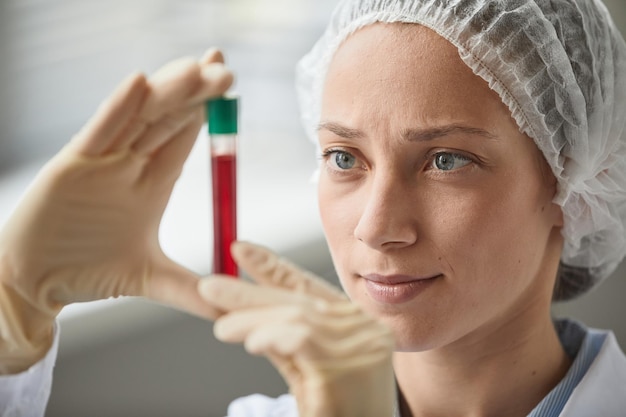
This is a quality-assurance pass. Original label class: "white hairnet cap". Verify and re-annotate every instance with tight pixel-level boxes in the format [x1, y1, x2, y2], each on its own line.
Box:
[296, 0, 626, 300]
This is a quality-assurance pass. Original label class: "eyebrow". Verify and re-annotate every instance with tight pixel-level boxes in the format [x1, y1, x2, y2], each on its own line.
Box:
[317, 121, 497, 142]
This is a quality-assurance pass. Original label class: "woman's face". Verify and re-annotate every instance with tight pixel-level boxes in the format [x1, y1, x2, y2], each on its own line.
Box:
[318, 23, 564, 351]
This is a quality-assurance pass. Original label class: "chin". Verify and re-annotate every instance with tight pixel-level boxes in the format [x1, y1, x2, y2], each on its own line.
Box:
[372, 308, 445, 352]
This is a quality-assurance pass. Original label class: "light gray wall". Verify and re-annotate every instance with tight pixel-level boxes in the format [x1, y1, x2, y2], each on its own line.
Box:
[552, 261, 626, 344]
[605, 0, 626, 31]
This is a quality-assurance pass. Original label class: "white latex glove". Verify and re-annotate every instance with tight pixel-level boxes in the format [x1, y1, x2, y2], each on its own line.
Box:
[0, 49, 233, 373]
[199, 241, 396, 417]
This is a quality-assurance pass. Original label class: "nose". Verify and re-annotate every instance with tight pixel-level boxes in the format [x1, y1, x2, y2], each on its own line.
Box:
[353, 172, 418, 250]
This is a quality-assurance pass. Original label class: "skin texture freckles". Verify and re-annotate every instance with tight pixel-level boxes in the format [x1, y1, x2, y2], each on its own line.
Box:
[318, 23, 570, 416]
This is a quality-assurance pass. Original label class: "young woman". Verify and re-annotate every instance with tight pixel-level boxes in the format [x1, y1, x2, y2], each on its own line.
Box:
[0, 0, 625, 416]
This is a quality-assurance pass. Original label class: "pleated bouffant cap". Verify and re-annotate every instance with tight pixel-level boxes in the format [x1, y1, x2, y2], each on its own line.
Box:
[296, 0, 626, 300]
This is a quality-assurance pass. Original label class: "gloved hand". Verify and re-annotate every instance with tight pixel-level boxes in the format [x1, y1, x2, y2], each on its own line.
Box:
[199, 241, 396, 417]
[0, 48, 233, 373]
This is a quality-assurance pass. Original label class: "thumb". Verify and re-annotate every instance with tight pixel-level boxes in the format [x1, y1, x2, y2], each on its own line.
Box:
[147, 258, 222, 320]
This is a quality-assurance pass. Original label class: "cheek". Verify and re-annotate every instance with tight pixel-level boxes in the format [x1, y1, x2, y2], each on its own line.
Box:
[431, 176, 553, 289]
[318, 177, 341, 226]
[317, 177, 360, 282]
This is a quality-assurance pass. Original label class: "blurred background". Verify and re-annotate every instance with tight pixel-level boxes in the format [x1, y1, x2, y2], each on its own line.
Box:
[0, 0, 624, 416]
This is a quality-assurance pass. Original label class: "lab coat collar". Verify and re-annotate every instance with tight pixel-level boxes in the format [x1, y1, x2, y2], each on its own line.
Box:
[559, 329, 626, 416]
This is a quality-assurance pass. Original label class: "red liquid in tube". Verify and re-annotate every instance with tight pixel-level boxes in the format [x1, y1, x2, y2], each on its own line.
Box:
[207, 96, 238, 276]
[211, 152, 237, 276]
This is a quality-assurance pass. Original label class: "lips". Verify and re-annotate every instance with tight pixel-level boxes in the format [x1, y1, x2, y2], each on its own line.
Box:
[361, 273, 441, 304]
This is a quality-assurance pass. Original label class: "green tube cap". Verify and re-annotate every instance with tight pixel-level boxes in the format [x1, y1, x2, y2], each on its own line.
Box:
[207, 96, 238, 134]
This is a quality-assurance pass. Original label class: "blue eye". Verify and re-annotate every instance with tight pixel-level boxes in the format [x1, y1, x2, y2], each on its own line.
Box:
[432, 152, 471, 171]
[328, 150, 356, 170]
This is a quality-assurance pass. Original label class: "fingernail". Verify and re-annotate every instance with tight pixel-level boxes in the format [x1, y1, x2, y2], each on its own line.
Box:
[232, 241, 267, 264]
[213, 318, 228, 341]
[201, 47, 220, 61]
[201, 63, 228, 81]
[198, 278, 219, 300]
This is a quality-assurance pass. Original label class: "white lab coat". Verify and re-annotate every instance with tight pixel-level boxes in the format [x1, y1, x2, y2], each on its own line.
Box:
[558, 331, 626, 416]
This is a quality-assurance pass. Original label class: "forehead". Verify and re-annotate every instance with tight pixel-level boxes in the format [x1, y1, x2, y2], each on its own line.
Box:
[321, 23, 513, 130]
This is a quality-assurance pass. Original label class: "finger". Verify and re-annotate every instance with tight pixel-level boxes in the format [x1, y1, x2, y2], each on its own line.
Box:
[147, 259, 225, 320]
[213, 305, 306, 343]
[129, 61, 232, 154]
[200, 47, 225, 65]
[131, 106, 198, 156]
[214, 302, 387, 358]
[198, 276, 305, 313]
[213, 301, 370, 343]
[70, 72, 148, 156]
[231, 241, 346, 302]
[245, 322, 394, 386]
[144, 108, 204, 187]
[187, 62, 234, 106]
[244, 322, 313, 358]
[145, 59, 232, 120]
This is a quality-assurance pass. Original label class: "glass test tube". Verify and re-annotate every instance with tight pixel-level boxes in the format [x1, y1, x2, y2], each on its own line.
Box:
[206, 96, 238, 276]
